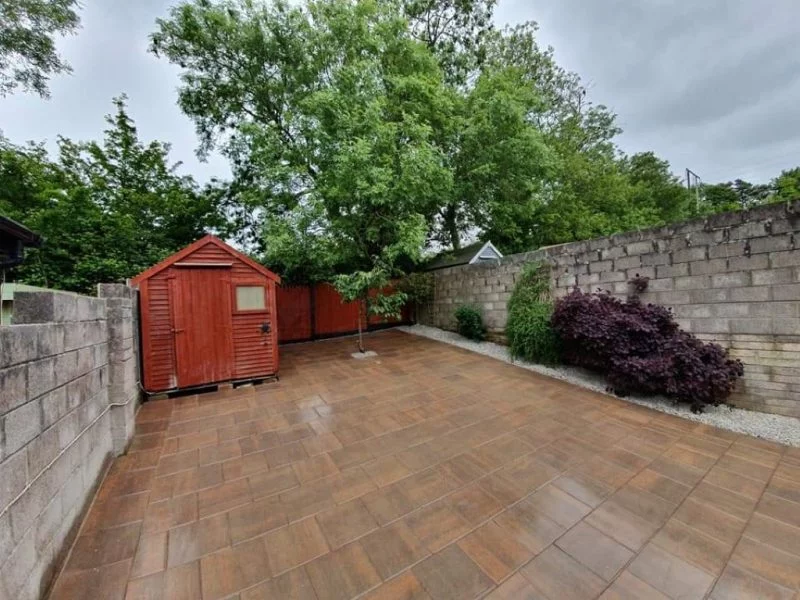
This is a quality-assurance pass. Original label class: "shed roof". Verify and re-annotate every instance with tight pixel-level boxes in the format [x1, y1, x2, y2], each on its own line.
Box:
[0, 216, 42, 247]
[424, 241, 503, 271]
[131, 235, 281, 285]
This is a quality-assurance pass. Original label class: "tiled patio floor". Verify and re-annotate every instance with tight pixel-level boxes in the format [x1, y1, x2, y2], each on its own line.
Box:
[49, 330, 800, 600]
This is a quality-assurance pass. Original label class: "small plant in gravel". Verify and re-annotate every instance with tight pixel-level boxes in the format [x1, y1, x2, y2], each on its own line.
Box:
[551, 289, 744, 413]
[506, 262, 561, 364]
[454, 304, 486, 341]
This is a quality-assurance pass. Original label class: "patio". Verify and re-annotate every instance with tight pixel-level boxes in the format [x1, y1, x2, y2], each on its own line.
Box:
[48, 330, 800, 600]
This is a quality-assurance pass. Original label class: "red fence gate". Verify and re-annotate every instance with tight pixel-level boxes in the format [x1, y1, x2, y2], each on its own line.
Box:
[276, 282, 412, 343]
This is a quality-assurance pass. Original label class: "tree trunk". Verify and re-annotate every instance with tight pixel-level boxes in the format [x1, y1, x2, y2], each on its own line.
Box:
[443, 204, 461, 251]
[357, 298, 366, 353]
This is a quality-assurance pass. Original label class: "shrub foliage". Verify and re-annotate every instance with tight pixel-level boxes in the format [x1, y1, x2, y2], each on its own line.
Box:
[506, 263, 561, 364]
[551, 289, 744, 412]
[454, 305, 486, 341]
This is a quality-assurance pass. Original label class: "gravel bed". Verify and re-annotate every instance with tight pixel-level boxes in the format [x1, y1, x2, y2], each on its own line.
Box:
[398, 324, 800, 448]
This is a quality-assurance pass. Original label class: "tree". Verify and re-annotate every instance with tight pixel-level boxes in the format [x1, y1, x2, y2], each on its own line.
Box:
[2, 97, 226, 292]
[454, 66, 555, 253]
[334, 268, 407, 353]
[622, 151, 692, 224]
[773, 167, 800, 202]
[0, 0, 80, 97]
[401, 0, 496, 86]
[152, 0, 452, 285]
[700, 179, 771, 214]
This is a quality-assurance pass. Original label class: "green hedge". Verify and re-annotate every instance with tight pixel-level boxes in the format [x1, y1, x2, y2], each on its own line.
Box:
[506, 263, 561, 364]
[454, 305, 486, 341]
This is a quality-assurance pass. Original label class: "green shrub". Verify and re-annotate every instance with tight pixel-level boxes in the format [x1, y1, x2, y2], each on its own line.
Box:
[454, 305, 486, 341]
[506, 263, 561, 364]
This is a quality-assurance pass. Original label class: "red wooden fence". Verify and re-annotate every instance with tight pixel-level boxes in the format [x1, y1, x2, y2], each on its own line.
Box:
[276, 282, 412, 343]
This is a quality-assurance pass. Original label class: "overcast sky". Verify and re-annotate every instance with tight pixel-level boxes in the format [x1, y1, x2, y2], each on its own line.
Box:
[1, 0, 798, 185]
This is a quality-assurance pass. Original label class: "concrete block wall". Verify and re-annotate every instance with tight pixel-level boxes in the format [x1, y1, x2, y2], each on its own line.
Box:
[426, 200, 800, 417]
[0, 285, 140, 600]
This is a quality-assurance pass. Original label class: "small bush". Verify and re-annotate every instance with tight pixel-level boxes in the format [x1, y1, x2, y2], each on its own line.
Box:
[551, 289, 743, 413]
[506, 263, 560, 364]
[454, 305, 486, 341]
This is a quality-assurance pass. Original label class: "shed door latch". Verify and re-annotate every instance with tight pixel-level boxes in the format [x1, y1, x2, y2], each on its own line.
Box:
[260, 322, 271, 334]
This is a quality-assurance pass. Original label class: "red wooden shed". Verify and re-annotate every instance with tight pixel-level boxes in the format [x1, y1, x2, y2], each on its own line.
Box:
[132, 235, 281, 393]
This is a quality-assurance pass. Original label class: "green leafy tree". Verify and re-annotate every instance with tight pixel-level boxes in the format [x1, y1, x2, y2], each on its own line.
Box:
[152, 0, 451, 290]
[401, 0, 496, 86]
[622, 151, 692, 223]
[454, 66, 555, 253]
[334, 267, 408, 353]
[2, 97, 226, 292]
[0, 0, 80, 97]
[773, 167, 800, 202]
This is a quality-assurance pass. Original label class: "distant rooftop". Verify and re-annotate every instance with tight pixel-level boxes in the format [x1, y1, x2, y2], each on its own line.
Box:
[424, 241, 503, 271]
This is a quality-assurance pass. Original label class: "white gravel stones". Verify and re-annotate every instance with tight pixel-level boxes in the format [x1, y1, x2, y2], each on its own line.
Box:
[398, 324, 800, 448]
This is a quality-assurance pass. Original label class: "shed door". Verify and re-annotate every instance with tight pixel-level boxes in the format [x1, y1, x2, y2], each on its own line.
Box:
[172, 267, 235, 388]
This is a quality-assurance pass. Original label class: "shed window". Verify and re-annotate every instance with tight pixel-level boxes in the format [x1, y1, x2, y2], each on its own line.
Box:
[236, 286, 266, 311]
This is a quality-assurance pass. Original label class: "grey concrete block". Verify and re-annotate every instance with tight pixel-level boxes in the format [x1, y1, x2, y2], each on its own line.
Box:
[705, 210, 745, 229]
[688, 258, 728, 276]
[600, 246, 626, 260]
[647, 278, 674, 292]
[656, 263, 689, 278]
[728, 254, 769, 272]
[14, 291, 81, 324]
[774, 284, 800, 302]
[41, 387, 68, 430]
[26, 424, 60, 477]
[730, 287, 771, 303]
[752, 268, 795, 286]
[27, 357, 55, 401]
[9, 464, 53, 543]
[56, 411, 80, 452]
[730, 319, 773, 335]
[0, 448, 28, 510]
[615, 255, 642, 271]
[600, 271, 626, 283]
[674, 304, 713, 319]
[730, 221, 769, 239]
[578, 273, 600, 285]
[36, 324, 65, 358]
[710, 303, 750, 318]
[657, 291, 691, 305]
[0, 526, 36, 598]
[53, 352, 78, 389]
[0, 364, 27, 416]
[689, 318, 730, 333]
[641, 252, 671, 266]
[34, 492, 63, 555]
[588, 260, 614, 274]
[771, 250, 800, 268]
[626, 266, 655, 280]
[4, 400, 43, 456]
[0, 326, 39, 369]
[674, 275, 710, 291]
[751, 302, 799, 318]
[711, 272, 750, 288]
[749, 235, 794, 254]
[773, 318, 800, 335]
[709, 242, 747, 259]
[625, 241, 654, 256]
[0, 511, 11, 564]
[672, 247, 708, 263]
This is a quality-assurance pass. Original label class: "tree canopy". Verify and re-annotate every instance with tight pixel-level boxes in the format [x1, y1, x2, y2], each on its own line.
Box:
[1, 97, 226, 292]
[0, 0, 81, 97]
[2, 0, 798, 296]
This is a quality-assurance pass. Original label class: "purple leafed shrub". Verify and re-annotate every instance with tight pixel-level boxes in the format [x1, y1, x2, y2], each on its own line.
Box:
[551, 289, 744, 413]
